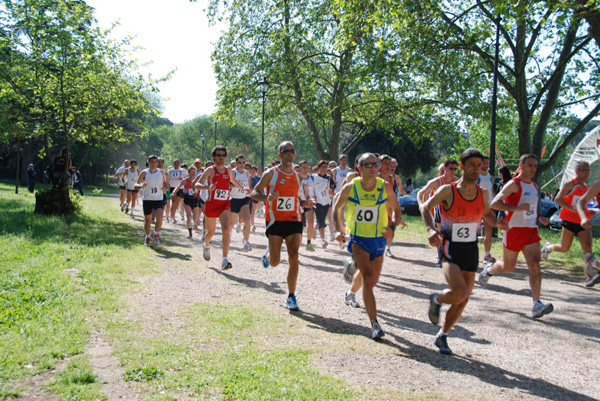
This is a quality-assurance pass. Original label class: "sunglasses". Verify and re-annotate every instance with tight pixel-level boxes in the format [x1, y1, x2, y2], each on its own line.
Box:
[447, 167, 457, 171]
[362, 162, 380, 168]
[281, 149, 296, 154]
[214, 153, 226, 157]
[237, 161, 245, 164]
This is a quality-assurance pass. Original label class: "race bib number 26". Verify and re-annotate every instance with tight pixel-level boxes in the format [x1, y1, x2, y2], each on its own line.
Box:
[276, 196, 295, 211]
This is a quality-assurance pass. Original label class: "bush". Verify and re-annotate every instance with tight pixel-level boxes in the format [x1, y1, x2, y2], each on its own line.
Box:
[35, 186, 78, 215]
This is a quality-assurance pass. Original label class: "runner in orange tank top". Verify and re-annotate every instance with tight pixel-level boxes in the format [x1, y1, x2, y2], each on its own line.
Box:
[252, 141, 313, 312]
[576, 176, 600, 287]
[421, 148, 504, 355]
[541, 162, 597, 286]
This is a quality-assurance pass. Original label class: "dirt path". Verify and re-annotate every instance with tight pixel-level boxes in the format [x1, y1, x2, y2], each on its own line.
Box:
[103, 212, 599, 401]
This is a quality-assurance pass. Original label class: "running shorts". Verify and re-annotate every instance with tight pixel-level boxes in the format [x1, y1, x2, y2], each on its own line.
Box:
[204, 200, 230, 218]
[348, 235, 387, 260]
[143, 200, 164, 216]
[562, 220, 585, 235]
[503, 227, 541, 253]
[441, 239, 479, 272]
[315, 203, 330, 229]
[230, 197, 250, 213]
[183, 196, 199, 209]
[265, 221, 303, 238]
[126, 188, 139, 193]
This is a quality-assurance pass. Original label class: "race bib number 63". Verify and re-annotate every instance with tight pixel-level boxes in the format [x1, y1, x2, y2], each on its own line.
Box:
[451, 223, 478, 242]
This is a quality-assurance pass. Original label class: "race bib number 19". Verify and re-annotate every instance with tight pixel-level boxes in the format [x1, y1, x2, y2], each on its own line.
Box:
[354, 206, 377, 224]
[451, 223, 478, 242]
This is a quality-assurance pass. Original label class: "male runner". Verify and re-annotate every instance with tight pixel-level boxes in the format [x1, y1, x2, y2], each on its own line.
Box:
[230, 154, 253, 251]
[479, 154, 554, 319]
[299, 160, 316, 251]
[135, 155, 168, 246]
[422, 148, 503, 355]
[115, 160, 129, 211]
[477, 156, 496, 263]
[576, 177, 600, 287]
[313, 160, 333, 248]
[333, 153, 403, 340]
[194, 146, 244, 270]
[168, 160, 187, 223]
[252, 141, 311, 311]
[174, 166, 201, 239]
[123, 159, 140, 218]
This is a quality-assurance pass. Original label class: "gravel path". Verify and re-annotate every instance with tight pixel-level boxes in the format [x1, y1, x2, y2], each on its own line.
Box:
[117, 213, 600, 400]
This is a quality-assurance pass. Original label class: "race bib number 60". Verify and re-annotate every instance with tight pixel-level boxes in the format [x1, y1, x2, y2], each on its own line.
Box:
[276, 196, 295, 211]
[354, 206, 377, 223]
[214, 189, 229, 201]
[452, 223, 478, 242]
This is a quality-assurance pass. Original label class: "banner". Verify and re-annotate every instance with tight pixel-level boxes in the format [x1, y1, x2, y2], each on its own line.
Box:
[560, 126, 600, 187]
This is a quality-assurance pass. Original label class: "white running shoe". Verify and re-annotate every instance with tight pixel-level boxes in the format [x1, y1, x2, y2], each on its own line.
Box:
[541, 241, 551, 261]
[330, 233, 335, 242]
[385, 247, 393, 258]
[221, 258, 232, 270]
[584, 253, 597, 278]
[483, 253, 496, 264]
[532, 301, 554, 318]
[345, 292, 360, 308]
[251, 225, 256, 233]
[321, 240, 328, 249]
[130, 213, 134, 219]
[243, 241, 252, 252]
[153, 233, 160, 245]
[478, 262, 493, 287]
[172, 217, 177, 224]
[203, 245, 211, 261]
[121, 203, 126, 212]
[144, 236, 151, 246]
[585, 272, 600, 288]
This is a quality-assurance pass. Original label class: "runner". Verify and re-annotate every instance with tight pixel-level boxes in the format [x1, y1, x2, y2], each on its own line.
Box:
[194, 146, 245, 270]
[313, 160, 334, 248]
[157, 157, 170, 218]
[230, 154, 253, 251]
[389, 158, 407, 197]
[379, 154, 404, 258]
[417, 159, 459, 267]
[477, 156, 496, 263]
[115, 160, 129, 211]
[299, 160, 316, 251]
[135, 155, 168, 246]
[421, 148, 504, 355]
[249, 166, 261, 233]
[333, 152, 403, 340]
[252, 141, 310, 311]
[123, 159, 140, 218]
[168, 160, 187, 223]
[479, 154, 554, 319]
[576, 178, 600, 287]
[174, 166, 201, 239]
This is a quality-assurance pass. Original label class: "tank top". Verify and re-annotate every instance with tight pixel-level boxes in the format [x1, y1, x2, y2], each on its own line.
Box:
[334, 167, 350, 194]
[182, 178, 197, 198]
[313, 174, 331, 205]
[231, 169, 250, 199]
[116, 166, 126, 186]
[440, 182, 483, 243]
[559, 179, 590, 224]
[300, 174, 315, 201]
[477, 172, 494, 205]
[208, 166, 231, 203]
[125, 167, 140, 190]
[346, 177, 388, 238]
[505, 177, 539, 228]
[142, 168, 164, 201]
[266, 167, 302, 224]
[168, 168, 186, 188]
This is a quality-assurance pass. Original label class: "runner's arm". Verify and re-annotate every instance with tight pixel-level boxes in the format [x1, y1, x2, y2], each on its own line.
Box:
[417, 178, 437, 206]
[554, 181, 576, 212]
[482, 189, 507, 229]
[577, 180, 600, 228]
[194, 167, 214, 190]
[251, 169, 274, 202]
[420, 184, 452, 247]
[332, 182, 352, 234]
[490, 181, 528, 212]
[226, 167, 244, 189]
[134, 170, 146, 190]
[385, 182, 406, 228]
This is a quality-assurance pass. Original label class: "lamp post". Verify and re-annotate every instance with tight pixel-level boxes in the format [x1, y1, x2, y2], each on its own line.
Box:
[213, 118, 218, 147]
[489, 17, 501, 176]
[258, 77, 269, 171]
[201, 132, 205, 160]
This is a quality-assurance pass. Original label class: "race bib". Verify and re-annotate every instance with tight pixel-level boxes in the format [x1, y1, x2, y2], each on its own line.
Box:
[234, 187, 247, 196]
[149, 186, 159, 194]
[354, 206, 377, 224]
[571, 195, 581, 207]
[451, 223, 478, 242]
[214, 189, 229, 201]
[320, 189, 328, 198]
[188, 189, 195, 196]
[524, 204, 537, 220]
[276, 196, 295, 211]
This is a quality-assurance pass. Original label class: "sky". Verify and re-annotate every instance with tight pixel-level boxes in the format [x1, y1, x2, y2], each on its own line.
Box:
[87, 0, 222, 124]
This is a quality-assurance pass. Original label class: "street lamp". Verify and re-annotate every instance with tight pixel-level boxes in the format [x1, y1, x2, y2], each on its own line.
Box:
[213, 118, 218, 147]
[258, 76, 269, 170]
[201, 132, 205, 160]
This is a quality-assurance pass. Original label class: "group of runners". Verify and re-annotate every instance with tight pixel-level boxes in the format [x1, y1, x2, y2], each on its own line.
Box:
[114, 142, 600, 356]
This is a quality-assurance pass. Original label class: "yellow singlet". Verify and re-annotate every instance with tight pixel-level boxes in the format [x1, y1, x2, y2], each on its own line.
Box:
[346, 177, 388, 238]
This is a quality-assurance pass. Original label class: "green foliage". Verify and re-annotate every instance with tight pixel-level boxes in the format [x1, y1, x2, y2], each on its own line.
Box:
[123, 366, 164, 382]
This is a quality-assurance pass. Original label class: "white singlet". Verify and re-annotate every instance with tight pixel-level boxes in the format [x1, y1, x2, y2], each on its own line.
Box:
[142, 169, 164, 201]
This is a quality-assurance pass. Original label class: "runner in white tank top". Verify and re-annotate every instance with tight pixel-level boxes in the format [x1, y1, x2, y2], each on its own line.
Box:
[123, 160, 140, 218]
[135, 155, 168, 246]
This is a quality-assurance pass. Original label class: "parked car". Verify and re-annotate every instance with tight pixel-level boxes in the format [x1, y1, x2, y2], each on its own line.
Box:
[549, 205, 600, 237]
[540, 198, 559, 218]
[398, 186, 423, 216]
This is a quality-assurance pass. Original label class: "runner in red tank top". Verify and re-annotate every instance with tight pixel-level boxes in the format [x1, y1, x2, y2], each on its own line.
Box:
[252, 141, 312, 312]
[421, 148, 503, 355]
[543, 160, 599, 287]
[576, 175, 600, 287]
[194, 145, 244, 270]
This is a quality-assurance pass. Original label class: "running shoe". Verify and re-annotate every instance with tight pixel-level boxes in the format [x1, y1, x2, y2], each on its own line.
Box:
[121, 203, 126, 212]
[125, 207, 129, 214]
[221, 258, 232, 270]
[345, 292, 360, 308]
[321, 240, 328, 249]
[584, 253, 597, 278]
[371, 321, 384, 340]
[313, 229, 317, 240]
[180, 214, 184, 221]
[251, 225, 256, 233]
[193, 224, 199, 231]
[144, 236, 151, 246]
[338, 239, 346, 250]
[428, 293, 441, 326]
[283, 295, 299, 311]
[306, 243, 315, 252]
[585, 272, 600, 288]
[385, 247, 393, 258]
[541, 240, 552, 261]
[201, 230, 206, 241]
[532, 301, 554, 318]
[203, 244, 211, 261]
[262, 251, 270, 268]
[343, 257, 358, 284]
[153, 233, 160, 245]
[243, 241, 252, 252]
[478, 262, 493, 287]
[172, 217, 177, 224]
[330, 233, 335, 242]
[434, 334, 453, 355]
[130, 213, 134, 219]
[483, 253, 496, 264]
[236, 224, 240, 234]
[187, 232, 193, 240]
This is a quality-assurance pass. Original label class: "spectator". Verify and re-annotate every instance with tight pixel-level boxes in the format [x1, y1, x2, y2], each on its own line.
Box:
[52, 147, 71, 187]
[27, 164, 36, 193]
[70, 166, 84, 196]
[404, 178, 414, 193]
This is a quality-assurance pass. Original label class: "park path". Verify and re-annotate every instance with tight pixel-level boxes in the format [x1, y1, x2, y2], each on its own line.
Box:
[108, 211, 599, 400]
